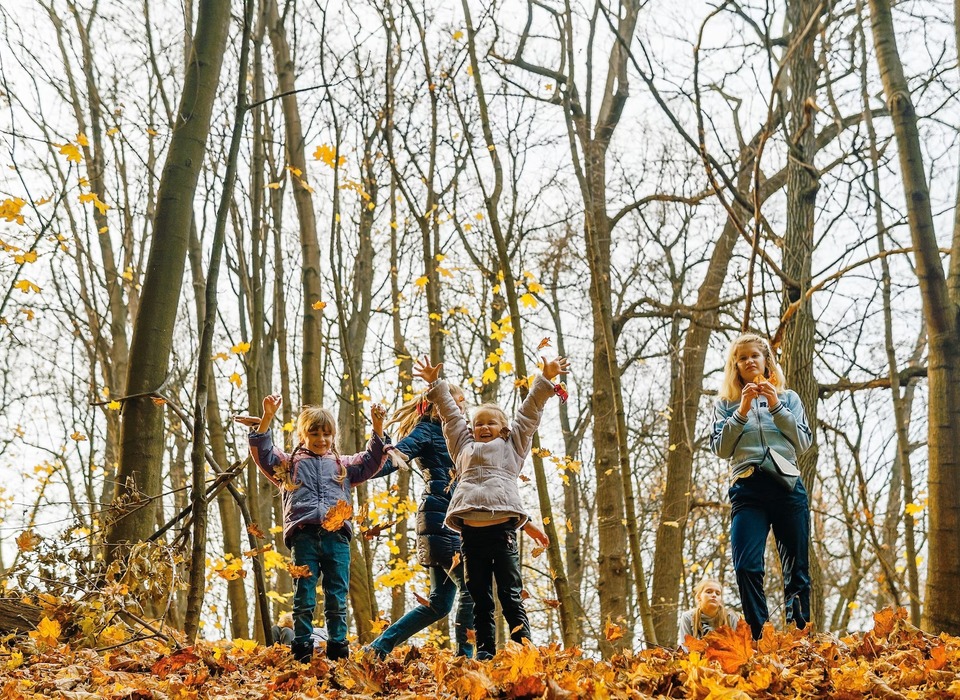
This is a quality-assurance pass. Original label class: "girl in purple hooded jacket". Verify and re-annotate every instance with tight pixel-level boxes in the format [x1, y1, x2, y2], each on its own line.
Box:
[247, 395, 387, 663]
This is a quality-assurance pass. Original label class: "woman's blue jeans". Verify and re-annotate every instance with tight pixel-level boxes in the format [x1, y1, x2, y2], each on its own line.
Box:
[289, 525, 351, 659]
[729, 471, 810, 639]
[369, 562, 475, 657]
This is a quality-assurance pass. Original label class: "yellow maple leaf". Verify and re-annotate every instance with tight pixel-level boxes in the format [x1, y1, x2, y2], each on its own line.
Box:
[312, 300, 327, 310]
[70, 432, 87, 441]
[481, 366, 498, 384]
[452, 30, 464, 40]
[6, 650, 23, 670]
[414, 276, 429, 287]
[266, 182, 281, 189]
[519, 293, 537, 308]
[107, 400, 121, 410]
[59, 142, 82, 163]
[232, 638, 258, 653]
[286, 165, 302, 177]
[229, 373, 242, 388]
[313, 143, 346, 168]
[98, 624, 127, 646]
[14, 279, 41, 294]
[231, 341, 251, 355]
[106, 127, 119, 136]
[905, 502, 925, 516]
[211, 352, 229, 361]
[14, 251, 37, 264]
[21, 308, 35, 321]
[322, 500, 354, 531]
[76, 133, 89, 147]
[29, 616, 61, 647]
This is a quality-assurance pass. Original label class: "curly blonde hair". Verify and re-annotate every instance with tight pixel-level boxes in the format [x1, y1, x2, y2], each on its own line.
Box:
[718, 333, 786, 402]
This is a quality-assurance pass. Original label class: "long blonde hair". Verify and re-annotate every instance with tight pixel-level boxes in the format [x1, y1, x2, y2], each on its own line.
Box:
[718, 333, 786, 401]
[692, 578, 731, 637]
[387, 385, 465, 441]
[471, 403, 510, 439]
[275, 406, 345, 488]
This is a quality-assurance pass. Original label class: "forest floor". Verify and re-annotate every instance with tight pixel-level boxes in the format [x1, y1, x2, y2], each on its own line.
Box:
[1, 608, 958, 699]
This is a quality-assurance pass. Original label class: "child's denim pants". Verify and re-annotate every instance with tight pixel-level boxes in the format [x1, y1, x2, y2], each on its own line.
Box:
[289, 524, 351, 660]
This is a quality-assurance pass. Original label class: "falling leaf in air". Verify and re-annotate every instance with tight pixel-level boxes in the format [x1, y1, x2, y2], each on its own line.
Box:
[322, 500, 353, 532]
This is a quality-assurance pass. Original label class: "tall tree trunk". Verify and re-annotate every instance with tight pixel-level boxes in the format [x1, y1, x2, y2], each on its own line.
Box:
[265, 0, 324, 405]
[779, 0, 824, 630]
[868, 0, 960, 635]
[106, 0, 231, 563]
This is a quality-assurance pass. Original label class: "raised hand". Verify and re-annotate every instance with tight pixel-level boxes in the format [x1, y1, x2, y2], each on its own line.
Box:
[413, 355, 443, 384]
[370, 403, 387, 437]
[540, 355, 570, 381]
[262, 394, 282, 416]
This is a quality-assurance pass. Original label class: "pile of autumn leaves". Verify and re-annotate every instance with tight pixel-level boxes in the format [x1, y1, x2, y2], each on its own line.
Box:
[1, 607, 958, 699]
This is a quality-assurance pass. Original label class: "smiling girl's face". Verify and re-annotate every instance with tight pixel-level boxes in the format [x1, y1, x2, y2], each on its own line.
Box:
[472, 407, 506, 443]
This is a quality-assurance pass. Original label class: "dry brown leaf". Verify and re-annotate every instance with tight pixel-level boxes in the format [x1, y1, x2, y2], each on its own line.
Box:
[322, 500, 354, 532]
[247, 523, 266, 539]
[16, 530, 41, 552]
[286, 563, 312, 579]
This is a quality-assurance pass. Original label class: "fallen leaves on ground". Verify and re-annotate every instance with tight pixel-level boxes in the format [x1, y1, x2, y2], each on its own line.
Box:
[1, 608, 959, 698]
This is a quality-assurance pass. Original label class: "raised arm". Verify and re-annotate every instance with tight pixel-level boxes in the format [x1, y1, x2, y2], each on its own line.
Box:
[344, 404, 389, 485]
[415, 355, 473, 459]
[509, 356, 569, 457]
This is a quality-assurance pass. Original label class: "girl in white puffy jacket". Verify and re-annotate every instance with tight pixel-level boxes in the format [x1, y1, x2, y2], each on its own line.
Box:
[415, 354, 569, 660]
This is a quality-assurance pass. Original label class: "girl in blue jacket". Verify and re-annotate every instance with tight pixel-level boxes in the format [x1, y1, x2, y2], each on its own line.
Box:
[367, 387, 476, 659]
[711, 333, 813, 639]
[247, 395, 387, 663]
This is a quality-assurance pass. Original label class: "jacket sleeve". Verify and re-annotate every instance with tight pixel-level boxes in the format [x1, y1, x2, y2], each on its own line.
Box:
[427, 380, 473, 460]
[375, 423, 428, 479]
[770, 390, 813, 454]
[710, 400, 747, 459]
[677, 611, 695, 649]
[343, 432, 387, 485]
[509, 374, 555, 458]
[248, 430, 285, 487]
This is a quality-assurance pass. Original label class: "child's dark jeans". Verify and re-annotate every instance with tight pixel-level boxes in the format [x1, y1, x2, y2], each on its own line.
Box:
[461, 521, 530, 660]
[288, 524, 351, 661]
[729, 471, 810, 639]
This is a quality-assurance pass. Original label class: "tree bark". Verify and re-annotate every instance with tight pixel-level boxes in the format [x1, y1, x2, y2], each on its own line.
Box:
[868, 0, 960, 635]
[106, 0, 231, 563]
[265, 0, 325, 405]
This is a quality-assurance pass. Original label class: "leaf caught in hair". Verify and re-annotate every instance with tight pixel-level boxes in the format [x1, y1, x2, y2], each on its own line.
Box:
[322, 500, 353, 532]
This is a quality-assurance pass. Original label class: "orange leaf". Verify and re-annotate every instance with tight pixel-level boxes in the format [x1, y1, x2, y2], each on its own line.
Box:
[926, 643, 947, 671]
[703, 621, 755, 673]
[286, 563, 312, 579]
[604, 620, 624, 642]
[16, 530, 41, 552]
[537, 337, 552, 350]
[543, 599, 561, 609]
[321, 500, 353, 532]
[413, 591, 431, 607]
[151, 648, 202, 679]
[684, 634, 709, 653]
[247, 523, 266, 539]
[871, 607, 906, 638]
